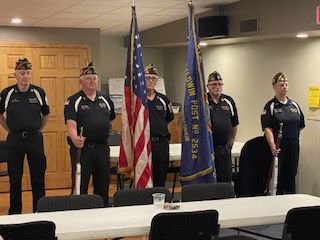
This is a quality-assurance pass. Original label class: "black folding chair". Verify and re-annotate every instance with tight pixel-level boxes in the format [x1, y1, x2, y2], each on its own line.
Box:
[234, 136, 271, 197]
[167, 161, 180, 199]
[0, 221, 56, 240]
[181, 182, 235, 202]
[109, 130, 133, 190]
[37, 194, 104, 212]
[282, 205, 320, 240]
[0, 140, 9, 177]
[149, 210, 220, 240]
[113, 187, 171, 207]
[181, 183, 256, 240]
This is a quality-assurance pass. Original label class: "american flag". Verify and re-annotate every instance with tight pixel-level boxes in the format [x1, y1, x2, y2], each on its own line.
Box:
[118, 6, 153, 188]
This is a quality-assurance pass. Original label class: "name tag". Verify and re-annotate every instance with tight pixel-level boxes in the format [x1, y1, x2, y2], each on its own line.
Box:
[99, 103, 107, 108]
[81, 105, 90, 110]
[221, 105, 230, 111]
[290, 108, 298, 113]
[11, 98, 20, 103]
[156, 105, 164, 111]
[29, 98, 38, 104]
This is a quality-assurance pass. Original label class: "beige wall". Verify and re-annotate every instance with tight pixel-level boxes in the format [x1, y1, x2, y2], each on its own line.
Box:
[163, 36, 320, 195]
[141, 0, 320, 47]
[0, 26, 100, 70]
[225, 0, 320, 37]
[99, 35, 164, 91]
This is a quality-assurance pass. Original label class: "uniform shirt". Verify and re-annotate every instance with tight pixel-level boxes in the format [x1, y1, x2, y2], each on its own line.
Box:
[64, 90, 115, 143]
[208, 93, 239, 146]
[0, 84, 49, 132]
[261, 97, 305, 140]
[148, 91, 174, 139]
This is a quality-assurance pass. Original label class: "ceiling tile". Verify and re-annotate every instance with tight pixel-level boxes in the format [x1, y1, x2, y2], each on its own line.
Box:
[63, 4, 120, 14]
[135, 0, 184, 8]
[50, 11, 101, 19]
[107, 6, 164, 17]
[0, 0, 239, 36]
[34, 18, 86, 27]
[82, 0, 131, 7]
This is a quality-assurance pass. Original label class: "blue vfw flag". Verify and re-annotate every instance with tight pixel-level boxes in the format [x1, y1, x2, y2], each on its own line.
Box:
[180, 2, 216, 185]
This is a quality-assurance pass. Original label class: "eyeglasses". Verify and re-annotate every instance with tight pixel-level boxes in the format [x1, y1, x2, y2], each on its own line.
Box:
[82, 76, 98, 82]
[278, 82, 288, 87]
[208, 82, 224, 87]
[145, 76, 158, 81]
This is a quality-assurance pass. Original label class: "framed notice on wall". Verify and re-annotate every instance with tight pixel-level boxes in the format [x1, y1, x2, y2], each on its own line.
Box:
[108, 77, 166, 95]
[108, 77, 166, 113]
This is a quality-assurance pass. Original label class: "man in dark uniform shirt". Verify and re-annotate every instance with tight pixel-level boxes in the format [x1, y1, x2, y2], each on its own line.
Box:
[261, 72, 305, 194]
[207, 71, 239, 183]
[64, 62, 115, 206]
[145, 64, 174, 187]
[0, 58, 50, 214]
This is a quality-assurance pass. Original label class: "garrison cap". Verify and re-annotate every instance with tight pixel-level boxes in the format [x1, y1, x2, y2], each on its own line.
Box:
[208, 71, 222, 82]
[15, 58, 32, 70]
[80, 62, 97, 76]
[144, 64, 158, 75]
[272, 72, 288, 85]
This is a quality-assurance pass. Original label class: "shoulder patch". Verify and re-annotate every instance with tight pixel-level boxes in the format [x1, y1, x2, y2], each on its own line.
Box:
[64, 100, 70, 106]
[261, 109, 267, 115]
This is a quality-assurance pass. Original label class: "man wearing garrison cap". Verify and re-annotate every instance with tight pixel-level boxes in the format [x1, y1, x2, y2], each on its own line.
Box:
[145, 64, 174, 187]
[261, 72, 305, 194]
[0, 58, 50, 214]
[207, 71, 239, 183]
[64, 62, 115, 206]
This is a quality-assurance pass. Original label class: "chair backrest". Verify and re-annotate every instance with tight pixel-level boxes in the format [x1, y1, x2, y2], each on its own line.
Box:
[109, 130, 121, 146]
[282, 205, 320, 240]
[0, 221, 56, 240]
[113, 187, 172, 207]
[37, 194, 104, 212]
[235, 136, 272, 197]
[149, 210, 219, 240]
[181, 182, 235, 202]
[0, 141, 9, 177]
[0, 140, 9, 164]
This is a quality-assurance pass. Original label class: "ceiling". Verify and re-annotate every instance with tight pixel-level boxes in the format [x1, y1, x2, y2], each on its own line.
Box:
[0, 0, 239, 36]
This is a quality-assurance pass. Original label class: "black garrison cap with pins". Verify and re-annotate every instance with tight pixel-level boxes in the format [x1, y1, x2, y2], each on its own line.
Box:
[144, 64, 158, 75]
[272, 72, 288, 85]
[15, 58, 32, 70]
[208, 71, 222, 82]
[80, 62, 97, 76]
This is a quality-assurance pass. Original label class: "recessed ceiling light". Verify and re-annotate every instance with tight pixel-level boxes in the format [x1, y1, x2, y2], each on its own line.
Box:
[11, 18, 22, 24]
[199, 41, 208, 47]
[296, 33, 308, 38]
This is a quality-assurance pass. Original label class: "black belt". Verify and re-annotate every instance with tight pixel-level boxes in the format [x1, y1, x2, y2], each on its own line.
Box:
[84, 142, 107, 148]
[11, 131, 39, 138]
[151, 136, 168, 142]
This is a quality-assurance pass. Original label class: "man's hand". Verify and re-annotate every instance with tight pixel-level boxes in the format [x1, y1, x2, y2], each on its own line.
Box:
[270, 144, 280, 157]
[72, 135, 86, 149]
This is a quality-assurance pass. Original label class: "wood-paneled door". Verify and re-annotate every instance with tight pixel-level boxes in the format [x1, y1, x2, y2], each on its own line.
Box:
[0, 44, 90, 192]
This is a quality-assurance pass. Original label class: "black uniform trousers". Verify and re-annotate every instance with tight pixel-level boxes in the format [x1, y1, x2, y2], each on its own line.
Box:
[151, 138, 169, 187]
[69, 145, 77, 195]
[70, 144, 110, 206]
[7, 132, 46, 214]
[277, 139, 299, 194]
[214, 145, 232, 183]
